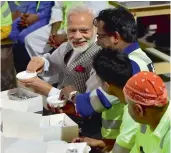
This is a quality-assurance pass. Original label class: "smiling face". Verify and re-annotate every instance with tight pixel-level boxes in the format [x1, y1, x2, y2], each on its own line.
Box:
[96, 20, 119, 49]
[67, 11, 96, 52]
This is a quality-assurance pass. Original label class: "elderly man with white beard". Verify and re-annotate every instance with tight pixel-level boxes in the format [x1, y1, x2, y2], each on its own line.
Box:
[20, 5, 102, 138]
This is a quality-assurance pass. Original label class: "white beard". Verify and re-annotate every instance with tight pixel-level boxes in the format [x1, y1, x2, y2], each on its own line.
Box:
[69, 34, 97, 53]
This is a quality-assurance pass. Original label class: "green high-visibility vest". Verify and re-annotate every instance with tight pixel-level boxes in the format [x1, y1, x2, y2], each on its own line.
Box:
[130, 102, 170, 153]
[115, 105, 139, 150]
[0, 1, 12, 26]
[101, 101, 125, 139]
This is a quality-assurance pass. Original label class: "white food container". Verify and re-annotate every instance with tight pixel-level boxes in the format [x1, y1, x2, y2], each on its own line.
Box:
[2, 109, 79, 142]
[0, 88, 43, 112]
[47, 95, 66, 108]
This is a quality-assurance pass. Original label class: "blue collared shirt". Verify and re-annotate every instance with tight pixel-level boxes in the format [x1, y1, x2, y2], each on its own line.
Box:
[123, 42, 141, 75]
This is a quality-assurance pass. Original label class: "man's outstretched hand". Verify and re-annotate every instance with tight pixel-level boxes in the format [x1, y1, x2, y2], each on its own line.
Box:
[19, 77, 52, 96]
[47, 101, 77, 116]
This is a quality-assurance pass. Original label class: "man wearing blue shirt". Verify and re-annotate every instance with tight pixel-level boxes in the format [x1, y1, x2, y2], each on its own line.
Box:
[9, 1, 54, 44]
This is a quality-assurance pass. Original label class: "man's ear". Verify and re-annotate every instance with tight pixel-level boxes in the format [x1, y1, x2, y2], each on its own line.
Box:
[104, 82, 110, 89]
[135, 104, 144, 117]
[112, 32, 120, 44]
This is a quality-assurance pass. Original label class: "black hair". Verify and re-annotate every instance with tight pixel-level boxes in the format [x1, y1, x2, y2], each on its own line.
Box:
[94, 7, 137, 43]
[93, 48, 133, 88]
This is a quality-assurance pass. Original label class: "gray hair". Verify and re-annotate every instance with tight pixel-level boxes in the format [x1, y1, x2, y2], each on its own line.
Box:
[67, 4, 96, 19]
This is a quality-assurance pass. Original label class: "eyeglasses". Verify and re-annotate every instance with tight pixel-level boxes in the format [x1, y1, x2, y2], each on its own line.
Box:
[97, 33, 109, 39]
[67, 27, 93, 35]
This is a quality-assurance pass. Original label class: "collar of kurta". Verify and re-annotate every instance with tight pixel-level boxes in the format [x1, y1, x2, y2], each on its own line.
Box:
[123, 42, 140, 55]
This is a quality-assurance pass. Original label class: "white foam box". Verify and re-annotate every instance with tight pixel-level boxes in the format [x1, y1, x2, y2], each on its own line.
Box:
[2, 109, 79, 142]
[47, 142, 90, 153]
[0, 88, 44, 112]
[40, 113, 79, 142]
[2, 109, 43, 141]
[1, 134, 48, 153]
[1, 134, 90, 153]
[0, 108, 2, 132]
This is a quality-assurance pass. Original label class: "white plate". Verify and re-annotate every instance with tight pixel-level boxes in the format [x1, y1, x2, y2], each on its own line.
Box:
[16, 71, 37, 80]
[47, 95, 66, 108]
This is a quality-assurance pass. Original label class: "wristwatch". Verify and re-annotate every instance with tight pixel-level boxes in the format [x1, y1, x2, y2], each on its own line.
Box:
[68, 91, 79, 103]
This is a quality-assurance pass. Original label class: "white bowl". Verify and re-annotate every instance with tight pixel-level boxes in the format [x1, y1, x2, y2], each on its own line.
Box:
[47, 95, 66, 108]
[16, 71, 37, 80]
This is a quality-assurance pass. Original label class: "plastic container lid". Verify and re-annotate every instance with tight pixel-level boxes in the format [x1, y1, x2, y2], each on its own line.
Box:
[47, 95, 66, 108]
[16, 71, 37, 80]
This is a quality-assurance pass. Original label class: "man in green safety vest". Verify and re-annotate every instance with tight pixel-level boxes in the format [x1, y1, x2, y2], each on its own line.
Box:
[0, 1, 12, 40]
[124, 71, 170, 153]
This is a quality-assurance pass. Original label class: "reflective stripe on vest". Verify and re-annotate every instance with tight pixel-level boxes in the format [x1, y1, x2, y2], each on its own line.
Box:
[3, 7, 10, 17]
[0, 1, 12, 26]
[140, 124, 147, 134]
[160, 126, 170, 149]
[101, 127, 120, 139]
[102, 102, 124, 139]
[112, 143, 130, 153]
[1, 1, 5, 7]
[102, 119, 122, 129]
[36, 1, 40, 12]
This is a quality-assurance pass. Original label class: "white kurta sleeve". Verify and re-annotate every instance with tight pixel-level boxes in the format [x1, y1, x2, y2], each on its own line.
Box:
[42, 42, 69, 77]
[49, 1, 63, 25]
[48, 87, 61, 97]
[42, 57, 50, 72]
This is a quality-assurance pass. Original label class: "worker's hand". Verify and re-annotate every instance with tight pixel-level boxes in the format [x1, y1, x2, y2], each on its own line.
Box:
[47, 101, 77, 115]
[72, 137, 105, 148]
[48, 33, 67, 48]
[83, 138, 105, 148]
[72, 137, 85, 143]
[21, 13, 28, 20]
[101, 139, 115, 153]
[18, 77, 52, 96]
[59, 85, 77, 100]
[25, 14, 39, 26]
[18, 13, 28, 28]
[26, 56, 45, 73]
